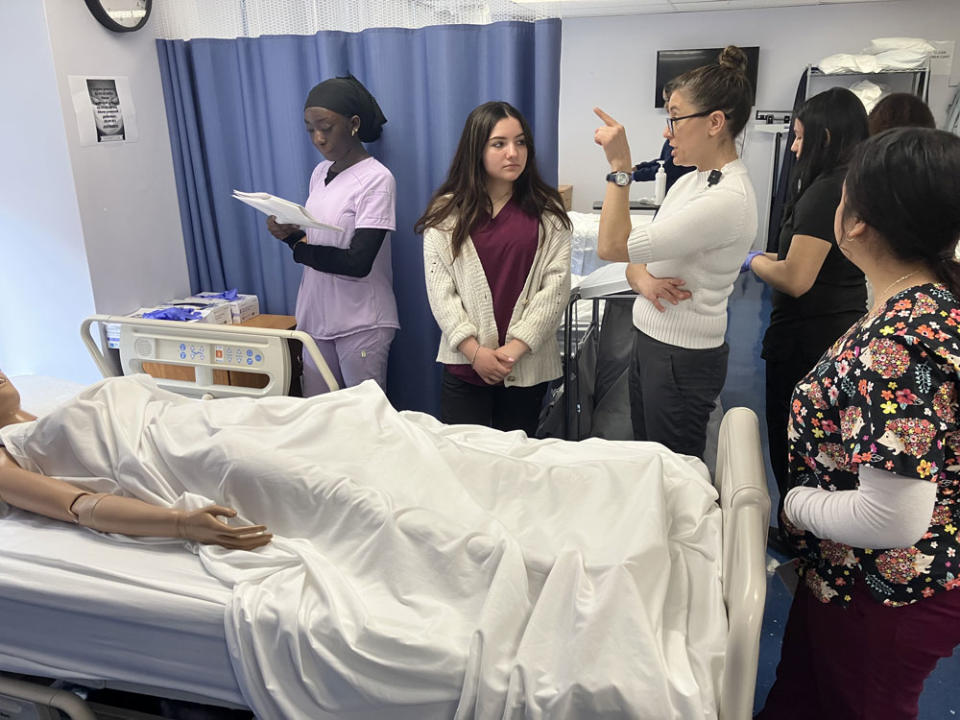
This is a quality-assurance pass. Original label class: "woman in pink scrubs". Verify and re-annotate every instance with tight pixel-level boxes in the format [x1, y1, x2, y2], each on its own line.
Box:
[416, 102, 571, 436]
[267, 75, 397, 396]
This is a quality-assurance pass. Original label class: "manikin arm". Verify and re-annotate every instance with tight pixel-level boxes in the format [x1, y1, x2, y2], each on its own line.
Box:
[0, 448, 271, 550]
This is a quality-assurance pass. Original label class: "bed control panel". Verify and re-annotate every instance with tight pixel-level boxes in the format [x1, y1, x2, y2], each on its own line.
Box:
[113, 321, 290, 399]
[213, 345, 264, 366]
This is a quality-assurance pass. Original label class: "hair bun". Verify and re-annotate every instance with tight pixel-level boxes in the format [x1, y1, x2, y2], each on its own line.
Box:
[718, 45, 748, 75]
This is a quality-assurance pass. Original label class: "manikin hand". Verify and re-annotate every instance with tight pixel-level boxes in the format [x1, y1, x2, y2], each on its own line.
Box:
[472, 347, 512, 385]
[593, 107, 633, 172]
[176, 505, 273, 550]
[70, 493, 272, 552]
[626, 264, 691, 312]
[266, 215, 301, 240]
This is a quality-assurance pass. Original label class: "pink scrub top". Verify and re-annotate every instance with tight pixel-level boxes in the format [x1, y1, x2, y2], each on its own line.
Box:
[295, 156, 399, 339]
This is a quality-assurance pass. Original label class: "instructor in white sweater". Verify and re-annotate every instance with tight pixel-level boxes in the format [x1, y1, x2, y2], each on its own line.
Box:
[595, 46, 758, 458]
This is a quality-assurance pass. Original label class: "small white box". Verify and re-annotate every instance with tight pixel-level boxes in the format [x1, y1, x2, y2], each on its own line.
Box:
[187, 292, 260, 324]
[168, 299, 233, 325]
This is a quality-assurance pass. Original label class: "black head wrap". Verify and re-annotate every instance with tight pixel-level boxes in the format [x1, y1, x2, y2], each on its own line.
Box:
[304, 74, 387, 143]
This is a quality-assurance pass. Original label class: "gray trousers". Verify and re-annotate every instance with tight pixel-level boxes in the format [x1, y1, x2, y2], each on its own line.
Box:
[629, 328, 728, 460]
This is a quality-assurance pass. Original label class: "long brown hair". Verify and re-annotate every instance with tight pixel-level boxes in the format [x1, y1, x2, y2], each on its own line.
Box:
[414, 101, 570, 258]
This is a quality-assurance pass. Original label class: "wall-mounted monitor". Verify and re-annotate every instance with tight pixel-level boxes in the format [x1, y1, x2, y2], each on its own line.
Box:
[655, 47, 760, 108]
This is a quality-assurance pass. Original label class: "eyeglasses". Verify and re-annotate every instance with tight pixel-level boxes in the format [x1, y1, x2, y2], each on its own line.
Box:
[665, 109, 727, 135]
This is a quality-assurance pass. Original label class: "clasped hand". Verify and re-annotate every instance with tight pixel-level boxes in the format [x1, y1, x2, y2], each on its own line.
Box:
[472, 346, 518, 385]
[176, 505, 272, 550]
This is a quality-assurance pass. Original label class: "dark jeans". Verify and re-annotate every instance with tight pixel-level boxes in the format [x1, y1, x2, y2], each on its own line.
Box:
[440, 368, 548, 437]
[628, 328, 728, 459]
[765, 349, 830, 523]
[756, 579, 960, 720]
[765, 313, 862, 522]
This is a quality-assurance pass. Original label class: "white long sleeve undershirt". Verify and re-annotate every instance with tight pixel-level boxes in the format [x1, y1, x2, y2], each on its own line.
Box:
[783, 465, 938, 549]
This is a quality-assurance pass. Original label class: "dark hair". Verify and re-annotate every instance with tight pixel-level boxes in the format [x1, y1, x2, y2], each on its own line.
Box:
[791, 87, 868, 201]
[844, 127, 960, 297]
[867, 93, 936, 136]
[668, 45, 753, 138]
[414, 101, 570, 257]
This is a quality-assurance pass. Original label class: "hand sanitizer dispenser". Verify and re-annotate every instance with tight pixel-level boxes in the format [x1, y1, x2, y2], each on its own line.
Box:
[654, 160, 667, 205]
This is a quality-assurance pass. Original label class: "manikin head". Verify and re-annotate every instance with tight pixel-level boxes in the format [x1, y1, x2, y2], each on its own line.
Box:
[0, 371, 34, 429]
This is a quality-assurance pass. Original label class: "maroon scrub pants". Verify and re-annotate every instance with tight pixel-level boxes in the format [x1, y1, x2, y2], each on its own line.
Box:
[756, 576, 960, 720]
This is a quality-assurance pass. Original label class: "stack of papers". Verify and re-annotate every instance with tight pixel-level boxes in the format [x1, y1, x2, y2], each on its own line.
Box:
[232, 190, 343, 232]
[574, 262, 634, 299]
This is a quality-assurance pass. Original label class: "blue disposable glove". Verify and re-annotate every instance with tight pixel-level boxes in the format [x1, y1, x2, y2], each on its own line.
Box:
[741, 250, 764, 273]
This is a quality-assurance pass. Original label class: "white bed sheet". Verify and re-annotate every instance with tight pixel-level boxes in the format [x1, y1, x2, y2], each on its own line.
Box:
[0, 375, 245, 707]
[2, 376, 728, 720]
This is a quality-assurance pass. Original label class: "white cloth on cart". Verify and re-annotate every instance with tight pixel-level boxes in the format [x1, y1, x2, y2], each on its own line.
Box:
[0, 375, 726, 720]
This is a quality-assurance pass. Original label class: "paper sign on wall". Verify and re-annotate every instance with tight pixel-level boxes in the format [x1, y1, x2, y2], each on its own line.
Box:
[931, 41, 955, 77]
[68, 75, 139, 146]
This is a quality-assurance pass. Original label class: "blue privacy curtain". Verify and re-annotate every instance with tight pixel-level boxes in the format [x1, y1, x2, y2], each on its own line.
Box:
[156, 20, 561, 415]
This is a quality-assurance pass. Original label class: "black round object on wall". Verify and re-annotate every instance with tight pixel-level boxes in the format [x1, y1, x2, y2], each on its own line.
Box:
[84, 0, 152, 33]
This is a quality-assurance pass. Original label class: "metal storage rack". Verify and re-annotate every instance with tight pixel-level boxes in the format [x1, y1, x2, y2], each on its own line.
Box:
[804, 62, 930, 102]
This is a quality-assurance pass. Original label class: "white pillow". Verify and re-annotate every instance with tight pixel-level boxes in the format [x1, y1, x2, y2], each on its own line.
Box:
[817, 53, 880, 74]
[875, 48, 932, 70]
[865, 37, 936, 56]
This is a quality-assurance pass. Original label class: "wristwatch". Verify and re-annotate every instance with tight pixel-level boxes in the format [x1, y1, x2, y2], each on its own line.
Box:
[605, 171, 632, 187]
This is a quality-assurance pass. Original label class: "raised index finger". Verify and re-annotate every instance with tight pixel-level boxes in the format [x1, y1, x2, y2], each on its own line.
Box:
[593, 107, 619, 127]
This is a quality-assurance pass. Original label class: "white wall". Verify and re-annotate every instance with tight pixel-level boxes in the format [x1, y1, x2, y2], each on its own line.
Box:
[0, 0, 190, 383]
[558, 0, 960, 226]
[45, 0, 190, 316]
[0, 0, 97, 380]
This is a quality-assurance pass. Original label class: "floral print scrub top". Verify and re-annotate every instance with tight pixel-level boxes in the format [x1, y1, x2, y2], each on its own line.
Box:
[785, 283, 960, 607]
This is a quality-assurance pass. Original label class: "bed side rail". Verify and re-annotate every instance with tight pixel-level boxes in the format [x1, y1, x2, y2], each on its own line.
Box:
[81, 314, 338, 398]
[715, 406, 770, 720]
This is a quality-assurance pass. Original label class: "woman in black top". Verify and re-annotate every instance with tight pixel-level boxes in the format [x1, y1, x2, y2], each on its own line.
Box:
[746, 88, 869, 535]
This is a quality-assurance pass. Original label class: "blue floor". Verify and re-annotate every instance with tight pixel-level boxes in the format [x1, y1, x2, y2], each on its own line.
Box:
[723, 274, 960, 718]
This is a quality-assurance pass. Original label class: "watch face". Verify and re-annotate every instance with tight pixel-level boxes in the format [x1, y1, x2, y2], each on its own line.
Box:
[614, 172, 630, 186]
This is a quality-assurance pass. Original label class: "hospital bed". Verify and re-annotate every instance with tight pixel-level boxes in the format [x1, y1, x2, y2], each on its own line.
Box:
[0, 322, 768, 720]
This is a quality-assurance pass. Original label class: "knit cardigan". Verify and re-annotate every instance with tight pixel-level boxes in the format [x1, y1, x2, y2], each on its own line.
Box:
[423, 211, 571, 387]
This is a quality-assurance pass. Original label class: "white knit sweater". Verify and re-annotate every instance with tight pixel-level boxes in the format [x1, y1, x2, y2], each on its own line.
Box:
[627, 159, 758, 349]
[423, 212, 571, 387]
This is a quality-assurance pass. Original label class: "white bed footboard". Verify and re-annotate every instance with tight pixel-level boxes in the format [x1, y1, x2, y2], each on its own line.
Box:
[715, 407, 770, 720]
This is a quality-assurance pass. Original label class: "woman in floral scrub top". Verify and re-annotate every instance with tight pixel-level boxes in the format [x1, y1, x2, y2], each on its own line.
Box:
[758, 128, 960, 719]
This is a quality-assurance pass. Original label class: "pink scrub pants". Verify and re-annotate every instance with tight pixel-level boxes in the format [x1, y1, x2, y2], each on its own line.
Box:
[301, 327, 395, 397]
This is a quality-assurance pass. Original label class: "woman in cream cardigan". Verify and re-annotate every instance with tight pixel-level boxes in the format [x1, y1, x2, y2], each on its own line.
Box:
[416, 101, 571, 436]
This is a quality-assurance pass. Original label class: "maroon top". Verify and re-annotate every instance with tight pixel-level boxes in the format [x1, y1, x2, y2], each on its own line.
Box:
[448, 197, 540, 386]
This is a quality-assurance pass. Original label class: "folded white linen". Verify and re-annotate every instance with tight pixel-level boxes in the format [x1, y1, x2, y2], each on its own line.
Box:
[0, 375, 726, 720]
